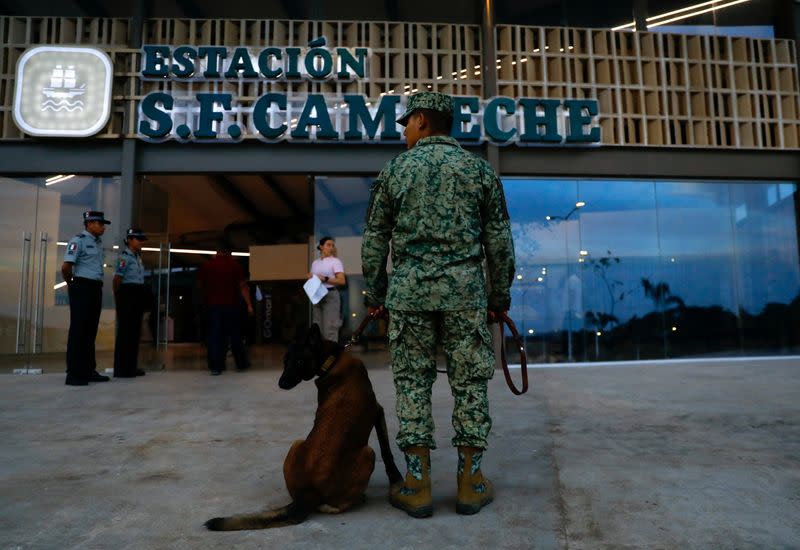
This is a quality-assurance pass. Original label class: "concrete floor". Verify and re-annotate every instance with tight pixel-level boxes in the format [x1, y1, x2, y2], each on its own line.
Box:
[1, 356, 799, 549]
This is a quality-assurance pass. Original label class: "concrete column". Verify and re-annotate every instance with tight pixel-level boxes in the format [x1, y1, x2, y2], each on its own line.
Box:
[634, 0, 648, 32]
[480, 0, 507, 365]
[481, 0, 500, 170]
[119, 0, 147, 231]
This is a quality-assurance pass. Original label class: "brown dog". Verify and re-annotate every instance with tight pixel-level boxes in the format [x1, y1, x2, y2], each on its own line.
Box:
[205, 324, 403, 530]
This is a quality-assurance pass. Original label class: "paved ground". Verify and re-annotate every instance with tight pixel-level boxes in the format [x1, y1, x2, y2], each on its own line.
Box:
[1, 357, 799, 549]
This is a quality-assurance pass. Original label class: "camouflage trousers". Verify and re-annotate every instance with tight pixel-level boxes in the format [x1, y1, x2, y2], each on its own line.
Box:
[388, 309, 495, 450]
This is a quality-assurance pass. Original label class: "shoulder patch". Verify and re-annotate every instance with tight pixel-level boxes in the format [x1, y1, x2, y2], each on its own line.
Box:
[68, 242, 78, 253]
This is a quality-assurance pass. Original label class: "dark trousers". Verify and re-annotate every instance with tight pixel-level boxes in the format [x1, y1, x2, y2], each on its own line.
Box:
[114, 284, 145, 376]
[206, 304, 248, 372]
[66, 278, 103, 378]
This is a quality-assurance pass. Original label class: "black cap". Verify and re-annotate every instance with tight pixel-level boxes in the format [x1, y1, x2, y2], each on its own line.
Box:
[125, 228, 147, 241]
[83, 211, 111, 224]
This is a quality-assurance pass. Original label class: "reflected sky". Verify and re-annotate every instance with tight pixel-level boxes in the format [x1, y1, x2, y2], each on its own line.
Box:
[503, 178, 800, 330]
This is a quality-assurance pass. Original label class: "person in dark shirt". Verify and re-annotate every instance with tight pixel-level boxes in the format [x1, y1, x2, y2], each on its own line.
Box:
[197, 242, 254, 375]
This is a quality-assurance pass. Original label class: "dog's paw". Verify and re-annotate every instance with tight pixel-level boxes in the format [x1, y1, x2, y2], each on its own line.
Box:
[204, 517, 226, 531]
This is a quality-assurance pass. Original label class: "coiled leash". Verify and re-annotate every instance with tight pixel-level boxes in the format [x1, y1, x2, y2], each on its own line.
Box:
[492, 312, 529, 395]
[346, 311, 529, 395]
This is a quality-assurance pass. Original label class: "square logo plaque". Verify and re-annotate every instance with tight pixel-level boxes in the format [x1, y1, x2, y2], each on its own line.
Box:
[13, 46, 113, 137]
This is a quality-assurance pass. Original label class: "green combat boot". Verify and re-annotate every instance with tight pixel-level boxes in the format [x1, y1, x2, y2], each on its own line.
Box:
[456, 447, 494, 515]
[390, 446, 433, 518]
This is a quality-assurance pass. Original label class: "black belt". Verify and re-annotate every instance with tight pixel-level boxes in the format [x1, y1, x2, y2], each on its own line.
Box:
[73, 277, 103, 287]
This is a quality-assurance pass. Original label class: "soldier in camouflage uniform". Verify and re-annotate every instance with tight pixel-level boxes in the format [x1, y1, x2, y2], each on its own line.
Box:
[361, 91, 515, 518]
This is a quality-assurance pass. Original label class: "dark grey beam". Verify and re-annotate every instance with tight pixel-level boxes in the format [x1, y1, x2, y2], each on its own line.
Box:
[3, 141, 796, 182]
[0, 141, 122, 173]
[134, 142, 800, 180]
[210, 175, 266, 221]
[259, 175, 307, 216]
[137, 142, 404, 174]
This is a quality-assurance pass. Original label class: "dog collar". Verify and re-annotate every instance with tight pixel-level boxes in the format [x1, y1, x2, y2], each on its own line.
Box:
[317, 345, 344, 377]
[319, 355, 336, 375]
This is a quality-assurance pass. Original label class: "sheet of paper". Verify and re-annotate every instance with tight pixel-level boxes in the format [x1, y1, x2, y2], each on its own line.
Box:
[303, 275, 329, 305]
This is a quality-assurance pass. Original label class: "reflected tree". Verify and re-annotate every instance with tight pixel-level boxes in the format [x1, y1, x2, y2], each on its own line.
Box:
[641, 277, 685, 356]
[584, 250, 626, 358]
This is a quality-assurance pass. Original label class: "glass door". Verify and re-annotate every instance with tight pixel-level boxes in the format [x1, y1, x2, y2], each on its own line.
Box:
[0, 175, 120, 372]
[0, 177, 39, 369]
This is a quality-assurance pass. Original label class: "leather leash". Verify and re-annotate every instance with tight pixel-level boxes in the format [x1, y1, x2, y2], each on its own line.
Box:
[493, 312, 529, 395]
[344, 311, 377, 351]
[346, 311, 529, 396]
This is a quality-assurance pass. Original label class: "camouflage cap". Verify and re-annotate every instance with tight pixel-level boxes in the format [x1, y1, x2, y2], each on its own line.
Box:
[396, 91, 454, 126]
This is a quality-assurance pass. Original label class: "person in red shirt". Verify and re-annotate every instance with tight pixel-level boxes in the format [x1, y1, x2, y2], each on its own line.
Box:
[197, 243, 254, 375]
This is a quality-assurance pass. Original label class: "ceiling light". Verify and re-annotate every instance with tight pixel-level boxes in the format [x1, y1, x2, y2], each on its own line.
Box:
[45, 174, 75, 185]
[612, 0, 753, 31]
[140, 247, 250, 257]
[649, 0, 752, 28]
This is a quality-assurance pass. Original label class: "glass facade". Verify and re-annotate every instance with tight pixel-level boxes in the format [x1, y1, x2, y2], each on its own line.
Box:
[315, 175, 800, 361]
[505, 178, 800, 361]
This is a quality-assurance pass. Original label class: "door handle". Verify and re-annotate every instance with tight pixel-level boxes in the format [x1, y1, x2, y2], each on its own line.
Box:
[15, 232, 32, 354]
[32, 232, 48, 354]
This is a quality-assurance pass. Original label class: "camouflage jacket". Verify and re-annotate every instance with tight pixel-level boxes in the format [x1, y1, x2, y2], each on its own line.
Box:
[361, 135, 515, 311]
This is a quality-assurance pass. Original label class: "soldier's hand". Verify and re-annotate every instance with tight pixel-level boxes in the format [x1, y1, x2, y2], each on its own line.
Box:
[487, 310, 506, 323]
[368, 305, 387, 319]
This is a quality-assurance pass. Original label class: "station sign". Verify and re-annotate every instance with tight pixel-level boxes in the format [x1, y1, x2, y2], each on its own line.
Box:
[13, 41, 601, 145]
[137, 38, 600, 145]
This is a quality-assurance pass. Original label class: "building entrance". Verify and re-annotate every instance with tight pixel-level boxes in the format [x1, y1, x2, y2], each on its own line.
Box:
[136, 174, 314, 368]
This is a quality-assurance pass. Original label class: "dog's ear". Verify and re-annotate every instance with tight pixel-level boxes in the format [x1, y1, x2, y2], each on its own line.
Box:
[308, 323, 323, 347]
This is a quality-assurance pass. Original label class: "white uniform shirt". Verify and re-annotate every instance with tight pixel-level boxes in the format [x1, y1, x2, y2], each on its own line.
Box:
[311, 257, 344, 289]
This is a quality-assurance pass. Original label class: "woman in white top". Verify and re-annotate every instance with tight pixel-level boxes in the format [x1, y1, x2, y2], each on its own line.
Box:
[308, 236, 346, 342]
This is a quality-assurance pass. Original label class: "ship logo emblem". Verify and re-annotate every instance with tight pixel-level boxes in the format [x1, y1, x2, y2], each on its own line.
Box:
[41, 65, 86, 112]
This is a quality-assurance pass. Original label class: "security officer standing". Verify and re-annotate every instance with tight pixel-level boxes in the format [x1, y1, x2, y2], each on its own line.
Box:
[113, 228, 148, 378]
[361, 92, 515, 518]
[62, 211, 112, 386]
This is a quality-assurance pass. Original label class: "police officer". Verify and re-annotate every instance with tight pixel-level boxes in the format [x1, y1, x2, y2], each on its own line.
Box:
[113, 228, 148, 378]
[361, 92, 515, 518]
[62, 211, 112, 386]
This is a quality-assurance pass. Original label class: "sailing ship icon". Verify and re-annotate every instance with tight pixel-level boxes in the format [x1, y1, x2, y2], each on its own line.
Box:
[41, 65, 86, 112]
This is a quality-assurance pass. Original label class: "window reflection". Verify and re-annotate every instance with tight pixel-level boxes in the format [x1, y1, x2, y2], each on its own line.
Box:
[311, 175, 800, 361]
[503, 178, 800, 361]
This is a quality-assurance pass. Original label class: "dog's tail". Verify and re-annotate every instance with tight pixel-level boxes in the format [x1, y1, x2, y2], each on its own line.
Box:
[205, 501, 310, 531]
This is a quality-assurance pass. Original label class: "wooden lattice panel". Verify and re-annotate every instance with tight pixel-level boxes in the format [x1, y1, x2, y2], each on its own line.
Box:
[1, 16, 798, 149]
[496, 25, 800, 149]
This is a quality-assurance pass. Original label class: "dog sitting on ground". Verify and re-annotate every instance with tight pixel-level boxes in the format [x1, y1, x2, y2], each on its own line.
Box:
[205, 324, 403, 530]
